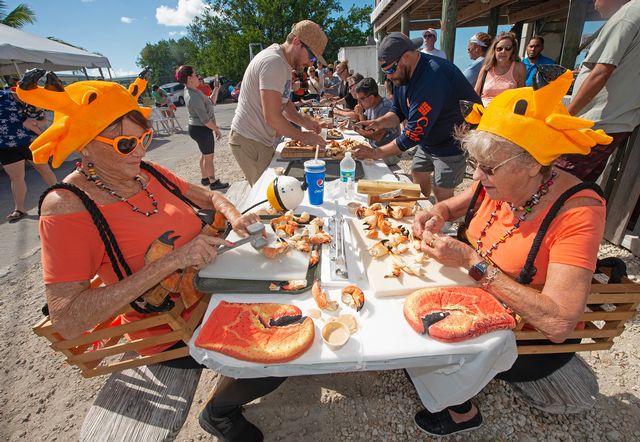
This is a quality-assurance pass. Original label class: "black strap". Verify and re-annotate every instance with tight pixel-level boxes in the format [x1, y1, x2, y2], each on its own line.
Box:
[37, 161, 205, 314]
[516, 182, 604, 284]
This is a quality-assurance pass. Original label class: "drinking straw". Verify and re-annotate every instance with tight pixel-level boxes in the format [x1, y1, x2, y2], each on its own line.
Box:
[315, 144, 320, 161]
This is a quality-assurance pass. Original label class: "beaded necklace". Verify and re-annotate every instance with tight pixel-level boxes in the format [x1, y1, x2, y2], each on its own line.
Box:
[76, 162, 159, 217]
[475, 169, 557, 258]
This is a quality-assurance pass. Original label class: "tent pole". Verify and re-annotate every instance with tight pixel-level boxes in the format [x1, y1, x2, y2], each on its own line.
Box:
[98, 68, 105, 79]
[13, 61, 22, 77]
[82, 67, 89, 80]
[107, 68, 113, 79]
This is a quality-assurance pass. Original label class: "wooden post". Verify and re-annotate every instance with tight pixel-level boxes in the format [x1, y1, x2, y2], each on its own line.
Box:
[401, 9, 410, 36]
[376, 28, 387, 84]
[488, 6, 500, 37]
[560, 0, 588, 69]
[441, 0, 458, 61]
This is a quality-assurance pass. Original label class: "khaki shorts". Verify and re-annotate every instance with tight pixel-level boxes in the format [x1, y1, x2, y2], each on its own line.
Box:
[411, 149, 465, 189]
[228, 130, 275, 185]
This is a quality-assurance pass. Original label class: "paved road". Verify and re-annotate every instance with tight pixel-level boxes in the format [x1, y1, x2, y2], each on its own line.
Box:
[0, 103, 238, 274]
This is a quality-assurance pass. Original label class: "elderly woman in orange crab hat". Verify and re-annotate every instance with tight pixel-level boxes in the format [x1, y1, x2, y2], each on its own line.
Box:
[16, 66, 277, 437]
[404, 65, 612, 437]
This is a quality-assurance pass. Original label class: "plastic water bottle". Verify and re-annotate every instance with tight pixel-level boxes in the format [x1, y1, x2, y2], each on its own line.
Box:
[340, 151, 356, 201]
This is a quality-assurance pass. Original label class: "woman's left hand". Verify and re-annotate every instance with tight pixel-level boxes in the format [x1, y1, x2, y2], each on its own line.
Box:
[230, 212, 261, 237]
[421, 231, 478, 268]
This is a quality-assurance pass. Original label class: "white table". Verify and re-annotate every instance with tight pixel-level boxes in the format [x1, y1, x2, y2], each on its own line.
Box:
[190, 133, 517, 411]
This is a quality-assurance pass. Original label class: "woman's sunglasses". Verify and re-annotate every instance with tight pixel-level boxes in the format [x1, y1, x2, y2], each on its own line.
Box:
[95, 129, 154, 156]
[496, 45, 513, 52]
[466, 152, 526, 176]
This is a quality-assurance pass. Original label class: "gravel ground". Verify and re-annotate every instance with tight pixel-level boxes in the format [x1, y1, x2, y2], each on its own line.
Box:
[1, 132, 639, 441]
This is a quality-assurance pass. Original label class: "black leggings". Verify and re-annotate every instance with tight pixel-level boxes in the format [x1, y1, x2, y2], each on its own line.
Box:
[202, 376, 288, 418]
[188, 124, 215, 155]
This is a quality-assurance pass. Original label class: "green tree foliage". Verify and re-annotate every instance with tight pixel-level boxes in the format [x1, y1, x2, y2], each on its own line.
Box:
[136, 37, 198, 85]
[0, 1, 36, 28]
[187, 0, 372, 81]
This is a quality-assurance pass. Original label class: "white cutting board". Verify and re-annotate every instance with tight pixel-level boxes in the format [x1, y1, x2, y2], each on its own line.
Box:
[350, 218, 474, 297]
[198, 225, 310, 281]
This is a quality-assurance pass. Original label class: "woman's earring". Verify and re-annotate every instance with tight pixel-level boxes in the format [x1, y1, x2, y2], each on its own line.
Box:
[87, 162, 98, 181]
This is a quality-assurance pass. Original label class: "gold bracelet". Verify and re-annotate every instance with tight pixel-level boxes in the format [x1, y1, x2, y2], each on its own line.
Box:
[481, 267, 501, 288]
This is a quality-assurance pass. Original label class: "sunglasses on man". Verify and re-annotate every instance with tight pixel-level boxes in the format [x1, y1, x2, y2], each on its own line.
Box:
[302, 43, 316, 63]
[95, 129, 154, 156]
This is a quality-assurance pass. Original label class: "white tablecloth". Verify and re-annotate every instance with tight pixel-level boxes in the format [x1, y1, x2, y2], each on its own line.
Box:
[190, 135, 517, 411]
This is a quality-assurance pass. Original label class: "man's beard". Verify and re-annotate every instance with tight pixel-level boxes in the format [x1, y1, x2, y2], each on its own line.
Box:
[392, 65, 410, 86]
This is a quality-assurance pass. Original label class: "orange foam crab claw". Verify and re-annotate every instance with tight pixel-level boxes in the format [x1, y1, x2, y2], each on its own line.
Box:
[460, 100, 484, 125]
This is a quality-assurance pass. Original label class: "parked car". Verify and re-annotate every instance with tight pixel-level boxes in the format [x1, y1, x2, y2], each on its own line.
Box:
[203, 76, 235, 103]
[160, 82, 185, 106]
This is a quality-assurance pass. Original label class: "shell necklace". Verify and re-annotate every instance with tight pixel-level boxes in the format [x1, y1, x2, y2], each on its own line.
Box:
[76, 162, 159, 217]
[475, 169, 556, 259]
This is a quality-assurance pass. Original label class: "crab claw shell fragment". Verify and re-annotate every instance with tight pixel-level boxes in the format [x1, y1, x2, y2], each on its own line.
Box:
[403, 287, 516, 342]
[341, 285, 365, 312]
[312, 279, 338, 311]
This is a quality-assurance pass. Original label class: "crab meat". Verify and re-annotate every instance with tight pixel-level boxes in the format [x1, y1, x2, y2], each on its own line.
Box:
[385, 264, 402, 278]
[281, 279, 308, 291]
[262, 241, 289, 258]
[312, 279, 338, 311]
[341, 285, 365, 312]
[293, 212, 311, 224]
[309, 249, 320, 266]
[309, 232, 332, 245]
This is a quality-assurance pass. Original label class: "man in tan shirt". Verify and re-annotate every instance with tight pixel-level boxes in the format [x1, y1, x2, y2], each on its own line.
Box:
[230, 20, 328, 185]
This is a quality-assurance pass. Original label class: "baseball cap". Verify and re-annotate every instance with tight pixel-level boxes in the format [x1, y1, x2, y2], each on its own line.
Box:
[378, 32, 422, 66]
[290, 20, 328, 65]
[423, 28, 437, 39]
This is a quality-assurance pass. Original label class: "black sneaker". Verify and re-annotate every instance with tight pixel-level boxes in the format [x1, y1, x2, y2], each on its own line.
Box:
[210, 179, 230, 190]
[201, 178, 211, 186]
[414, 407, 483, 437]
[198, 407, 263, 442]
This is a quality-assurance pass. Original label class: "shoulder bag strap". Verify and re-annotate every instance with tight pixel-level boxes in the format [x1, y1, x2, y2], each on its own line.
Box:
[38, 183, 174, 314]
[517, 182, 604, 285]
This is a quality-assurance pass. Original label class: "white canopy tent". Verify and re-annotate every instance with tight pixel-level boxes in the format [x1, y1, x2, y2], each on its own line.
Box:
[0, 24, 111, 76]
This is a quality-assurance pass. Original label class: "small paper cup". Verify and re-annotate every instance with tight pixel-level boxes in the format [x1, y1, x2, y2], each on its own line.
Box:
[347, 201, 362, 215]
[321, 321, 350, 350]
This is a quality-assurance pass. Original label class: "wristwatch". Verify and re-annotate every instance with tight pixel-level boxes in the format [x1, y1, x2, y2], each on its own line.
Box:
[468, 260, 490, 282]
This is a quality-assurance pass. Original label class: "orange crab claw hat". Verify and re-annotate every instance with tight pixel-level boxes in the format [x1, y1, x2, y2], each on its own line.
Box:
[459, 65, 612, 166]
[16, 67, 152, 168]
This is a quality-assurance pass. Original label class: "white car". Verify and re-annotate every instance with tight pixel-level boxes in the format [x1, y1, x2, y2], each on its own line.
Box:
[160, 82, 185, 106]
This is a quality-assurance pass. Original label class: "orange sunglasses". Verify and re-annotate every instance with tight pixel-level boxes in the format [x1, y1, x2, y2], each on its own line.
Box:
[94, 129, 153, 156]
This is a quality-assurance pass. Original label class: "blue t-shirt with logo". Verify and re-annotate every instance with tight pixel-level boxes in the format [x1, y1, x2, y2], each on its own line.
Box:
[391, 53, 480, 157]
[0, 90, 37, 149]
[523, 54, 556, 86]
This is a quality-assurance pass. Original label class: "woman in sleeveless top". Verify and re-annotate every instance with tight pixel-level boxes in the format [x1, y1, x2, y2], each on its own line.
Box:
[476, 32, 526, 106]
[409, 66, 612, 437]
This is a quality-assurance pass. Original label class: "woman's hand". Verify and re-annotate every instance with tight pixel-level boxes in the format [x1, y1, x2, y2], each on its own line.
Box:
[420, 232, 479, 268]
[172, 234, 234, 270]
[230, 212, 261, 237]
[412, 210, 445, 238]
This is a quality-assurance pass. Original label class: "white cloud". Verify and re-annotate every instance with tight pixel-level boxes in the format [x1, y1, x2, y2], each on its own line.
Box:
[156, 0, 206, 26]
[120, 17, 134, 24]
[81, 0, 95, 3]
[168, 31, 188, 37]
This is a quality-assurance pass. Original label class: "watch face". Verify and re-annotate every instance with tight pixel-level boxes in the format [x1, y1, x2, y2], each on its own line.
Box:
[469, 261, 488, 281]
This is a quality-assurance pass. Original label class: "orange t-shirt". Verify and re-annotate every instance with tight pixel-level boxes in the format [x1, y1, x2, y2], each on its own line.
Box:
[466, 182, 606, 285]
[40, 163, 203, 354]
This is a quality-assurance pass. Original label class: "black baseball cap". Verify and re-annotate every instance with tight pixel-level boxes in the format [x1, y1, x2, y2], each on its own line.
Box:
[378, 32, 422, 66]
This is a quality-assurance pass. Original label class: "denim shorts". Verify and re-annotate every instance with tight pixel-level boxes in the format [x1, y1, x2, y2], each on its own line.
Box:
[411, 148, 465, 189]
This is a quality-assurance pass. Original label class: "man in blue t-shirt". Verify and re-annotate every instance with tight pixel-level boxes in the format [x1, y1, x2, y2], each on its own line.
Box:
[353, 32, 480, 201]
[523, 36, 555, 86]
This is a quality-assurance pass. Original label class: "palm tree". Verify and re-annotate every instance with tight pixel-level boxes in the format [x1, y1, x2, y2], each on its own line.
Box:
[0, 1, 36, 29]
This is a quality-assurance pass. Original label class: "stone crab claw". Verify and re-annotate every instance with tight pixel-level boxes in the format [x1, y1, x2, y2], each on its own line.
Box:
[341, 285, 365, 312]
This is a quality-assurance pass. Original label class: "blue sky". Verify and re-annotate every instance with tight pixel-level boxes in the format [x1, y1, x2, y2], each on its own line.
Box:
[16, 0, 602, 78]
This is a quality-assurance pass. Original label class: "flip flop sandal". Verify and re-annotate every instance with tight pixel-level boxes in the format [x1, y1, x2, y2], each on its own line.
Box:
[209, 179, 230, 191]
[7, 210, 27, 223]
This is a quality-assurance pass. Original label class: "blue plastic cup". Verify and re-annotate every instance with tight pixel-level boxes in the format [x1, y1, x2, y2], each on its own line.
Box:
[304, 159, 326, 206]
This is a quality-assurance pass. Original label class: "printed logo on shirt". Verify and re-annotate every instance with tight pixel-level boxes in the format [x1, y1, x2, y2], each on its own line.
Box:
[404, 101, 433, 142]
[282, 79, 291, 101]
